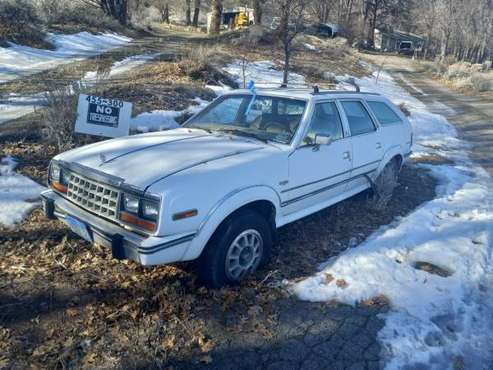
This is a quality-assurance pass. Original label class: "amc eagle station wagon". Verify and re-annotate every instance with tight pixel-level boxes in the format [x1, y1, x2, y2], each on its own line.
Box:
[42, 87, 412, 287]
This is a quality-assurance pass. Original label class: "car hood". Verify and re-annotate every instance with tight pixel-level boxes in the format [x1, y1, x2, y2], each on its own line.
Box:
[55, 128, 267, 190]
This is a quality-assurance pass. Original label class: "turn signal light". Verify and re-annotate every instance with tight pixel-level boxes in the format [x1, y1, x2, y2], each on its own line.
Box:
[51, 181, 68, 194]
[120, 211, 156, 232]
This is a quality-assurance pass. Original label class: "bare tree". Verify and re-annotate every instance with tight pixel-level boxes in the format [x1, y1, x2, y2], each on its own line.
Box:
[185, 0, 192, 25]
[192, 0, 200, 26]
[209, 0, 222, 34]
[96, 0, 129, 25]
[252, 0, 262, 24]
[275, 0, 307, 85]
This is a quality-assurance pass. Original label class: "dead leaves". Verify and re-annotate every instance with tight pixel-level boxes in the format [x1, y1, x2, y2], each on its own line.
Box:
[322, 273, 348, 289]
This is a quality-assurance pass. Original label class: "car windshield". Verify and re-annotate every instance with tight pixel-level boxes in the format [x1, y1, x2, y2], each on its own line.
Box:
[183, 94, 307, 144]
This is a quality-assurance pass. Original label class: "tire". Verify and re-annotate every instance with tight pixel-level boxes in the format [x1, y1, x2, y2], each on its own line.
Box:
[198, 209, 272, 288]
[369, 159, 399, 210]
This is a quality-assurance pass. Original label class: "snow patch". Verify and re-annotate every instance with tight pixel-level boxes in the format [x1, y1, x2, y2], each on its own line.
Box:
[83, 53, 160, 82]
[0, 32, 131, 83]
[294, 69, 493, 369]
[224, 60, 306, 89]
[130, 98, 209, 132]
[0, 156, 45, 228]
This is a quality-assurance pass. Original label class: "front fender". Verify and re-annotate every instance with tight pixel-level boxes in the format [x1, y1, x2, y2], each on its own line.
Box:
[181, 185, 281, 261]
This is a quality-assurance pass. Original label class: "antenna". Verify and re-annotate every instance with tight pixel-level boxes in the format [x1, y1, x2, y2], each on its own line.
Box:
[313, 85, 320, 94]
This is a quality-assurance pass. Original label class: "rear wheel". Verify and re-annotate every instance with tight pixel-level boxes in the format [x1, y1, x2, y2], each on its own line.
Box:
[198, 209, 272, 288]
[369, 159, 399, 210]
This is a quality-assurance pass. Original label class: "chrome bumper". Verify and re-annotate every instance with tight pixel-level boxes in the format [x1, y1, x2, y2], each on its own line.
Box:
[41, 190, 195, 265]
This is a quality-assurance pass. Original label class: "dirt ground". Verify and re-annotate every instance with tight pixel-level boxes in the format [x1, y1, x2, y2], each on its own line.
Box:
[1, 29, 440, 369]
[0, 156, 437, 370]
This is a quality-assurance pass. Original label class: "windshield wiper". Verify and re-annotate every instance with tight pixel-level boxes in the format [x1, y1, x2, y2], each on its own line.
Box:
[216, 128, 269, 144]
[187, 126, 213, 134]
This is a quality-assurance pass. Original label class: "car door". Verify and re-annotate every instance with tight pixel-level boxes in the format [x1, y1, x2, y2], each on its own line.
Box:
[282, 101, 353, 216]
[338, 99, 384, 191]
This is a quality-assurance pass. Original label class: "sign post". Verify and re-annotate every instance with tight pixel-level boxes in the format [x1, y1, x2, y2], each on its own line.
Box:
[75, 94, 132, 138]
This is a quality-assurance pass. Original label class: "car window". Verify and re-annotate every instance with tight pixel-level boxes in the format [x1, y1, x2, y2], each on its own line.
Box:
[340, 101, 376, 136]
[196, 96, 243, 125]
[278, 100, 306, 115]
[245, 97, 273, 123]
[367, 101, 403, 126]
[184, 95, 307, 144]
[303, 102, 344, 145]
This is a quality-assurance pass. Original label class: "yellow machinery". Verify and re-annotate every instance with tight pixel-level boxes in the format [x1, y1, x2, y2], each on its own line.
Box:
[234, 11, 249, 28]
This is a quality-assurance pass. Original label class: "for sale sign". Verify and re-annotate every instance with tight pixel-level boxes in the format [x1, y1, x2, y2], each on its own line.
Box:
[75, 94, 131, 137]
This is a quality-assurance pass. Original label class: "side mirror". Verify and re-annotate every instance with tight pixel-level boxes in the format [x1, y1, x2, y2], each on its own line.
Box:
[314, 134, 332, 146]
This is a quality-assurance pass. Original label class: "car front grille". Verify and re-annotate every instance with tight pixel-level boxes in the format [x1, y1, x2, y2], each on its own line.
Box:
[66, 172, 120, 220]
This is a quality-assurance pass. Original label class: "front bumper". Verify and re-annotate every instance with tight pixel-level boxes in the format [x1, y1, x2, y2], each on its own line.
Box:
[41, 190, 195, 265]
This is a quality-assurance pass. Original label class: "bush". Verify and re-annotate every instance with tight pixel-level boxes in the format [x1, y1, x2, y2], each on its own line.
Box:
[470, 73, 492, 92]
[0, 0, 48, 48]
[446, 62, 473, 79]
[37, 0, 122, 33]
[41, 83, 98, 151]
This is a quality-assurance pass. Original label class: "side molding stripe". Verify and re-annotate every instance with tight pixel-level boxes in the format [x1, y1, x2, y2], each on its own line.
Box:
[281, 170, 376, 207]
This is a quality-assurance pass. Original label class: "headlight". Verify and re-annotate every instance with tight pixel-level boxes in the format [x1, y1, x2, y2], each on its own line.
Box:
[122, 193, 140, 214]
[120, 193, 160, 233]
[141, 199, 159, 221]
[50, 162, 61, 182]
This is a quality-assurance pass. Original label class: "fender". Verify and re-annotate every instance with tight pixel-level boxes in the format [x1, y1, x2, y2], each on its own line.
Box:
[181, 185, 281, 261]
[376, 144, 404, 176]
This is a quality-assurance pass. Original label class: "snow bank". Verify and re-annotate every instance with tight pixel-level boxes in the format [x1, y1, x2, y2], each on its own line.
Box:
[294, 69, 493, 369]
[0, 32, 131, 83]
[0, 94, 46, 125]
[224, 60, 306, 89]
[0, 156, 45, 228]
[0, 52, 158, 126]
[130, 98, 209, 132]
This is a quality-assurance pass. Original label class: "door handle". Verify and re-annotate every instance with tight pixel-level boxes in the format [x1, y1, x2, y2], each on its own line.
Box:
[376, 142, 382, 149]
[343, 151, 351, 160]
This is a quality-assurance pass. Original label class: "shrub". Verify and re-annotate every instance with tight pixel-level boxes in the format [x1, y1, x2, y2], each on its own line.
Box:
[446, 62, 473, 79]
[37, 0, 122, 33]
[0, 0, 48, 48]
[42, 82, 98, 151]
[470, 73, 492, 92]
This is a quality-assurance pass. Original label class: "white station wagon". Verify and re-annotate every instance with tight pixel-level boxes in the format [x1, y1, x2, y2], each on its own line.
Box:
[42, 87, 412, 287]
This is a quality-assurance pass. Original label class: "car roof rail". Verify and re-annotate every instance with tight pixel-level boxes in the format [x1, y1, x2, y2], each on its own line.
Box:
[346, 77, 360, 92]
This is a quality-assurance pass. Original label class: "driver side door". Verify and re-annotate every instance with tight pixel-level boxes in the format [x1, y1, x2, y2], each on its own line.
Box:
[282, 101, 353, 217]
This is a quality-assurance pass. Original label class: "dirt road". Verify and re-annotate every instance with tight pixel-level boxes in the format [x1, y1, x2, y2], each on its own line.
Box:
[384, 62, 493, 177]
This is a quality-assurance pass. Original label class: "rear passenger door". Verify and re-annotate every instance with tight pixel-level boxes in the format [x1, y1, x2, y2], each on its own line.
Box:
[338, 100, 383, 188]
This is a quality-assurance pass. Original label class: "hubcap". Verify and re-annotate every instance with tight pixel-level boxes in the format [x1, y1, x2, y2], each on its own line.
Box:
[225, 229, 263, 281]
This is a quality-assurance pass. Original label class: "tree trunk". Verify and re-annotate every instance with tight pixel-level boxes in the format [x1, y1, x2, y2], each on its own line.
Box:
[252, 0, 262, 24]
[192, 0, 200, 27]
[283, 42, 290, 85]
[440, 28, 448, 60]
[209, 0, 222, 34]
[185, 0, 191, 25]
[162, 3, 170, 24]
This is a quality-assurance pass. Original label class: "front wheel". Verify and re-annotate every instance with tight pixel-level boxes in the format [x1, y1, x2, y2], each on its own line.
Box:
[198, 209, 272, 288]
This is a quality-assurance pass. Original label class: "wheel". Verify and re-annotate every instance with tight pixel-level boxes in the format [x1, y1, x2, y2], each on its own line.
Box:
[198, 209, 272, 288]
[369, 159, 399, 210]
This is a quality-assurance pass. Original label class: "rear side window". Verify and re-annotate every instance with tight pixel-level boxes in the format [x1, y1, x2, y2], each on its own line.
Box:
[340, 101, 376, 136]
[367, 101, 403, 126]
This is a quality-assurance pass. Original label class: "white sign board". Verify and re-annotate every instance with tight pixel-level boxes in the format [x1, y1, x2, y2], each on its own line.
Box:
[75, 94, 132, 138]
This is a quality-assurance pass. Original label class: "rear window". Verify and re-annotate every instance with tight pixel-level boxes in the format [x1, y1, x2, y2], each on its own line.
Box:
[367, 101, 403, 126]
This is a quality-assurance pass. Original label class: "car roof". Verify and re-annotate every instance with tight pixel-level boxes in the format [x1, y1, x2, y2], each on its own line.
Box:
[225, 87, 381, 101]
